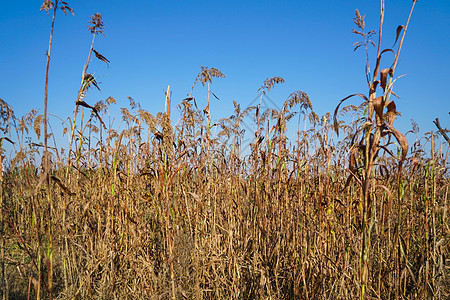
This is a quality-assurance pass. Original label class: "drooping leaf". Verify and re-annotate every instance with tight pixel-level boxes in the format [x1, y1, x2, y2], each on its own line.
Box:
[0, 137, 14, 145]
[75, 100, 106, 129]
[387, 125, 408, 161]
[76, 100, 94, 110]
[333, 93, 368, 136]
[51, 175, 76, 196]
[92, 49, 110, 67]
[379, 145, 396, 159]
[380, 48, 396, 58]
[393, 25, 406, 47]
[373, 49, 396, 79]
[349, 146, 358, 174]
[83, 73, 100, 91]
[370, 80, 379, 92]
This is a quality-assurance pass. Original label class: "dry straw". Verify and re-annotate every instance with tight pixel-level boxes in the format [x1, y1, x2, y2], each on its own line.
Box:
[0, 0, 448, 299]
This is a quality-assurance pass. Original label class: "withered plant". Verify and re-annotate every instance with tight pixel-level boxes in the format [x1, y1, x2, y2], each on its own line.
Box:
[40, 1, 73, 299]
[0, 0, 448, 299]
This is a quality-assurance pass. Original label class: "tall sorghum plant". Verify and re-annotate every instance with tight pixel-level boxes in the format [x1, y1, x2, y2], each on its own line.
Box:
[333, 1, 417, 298]
[40, 1, 73, 299]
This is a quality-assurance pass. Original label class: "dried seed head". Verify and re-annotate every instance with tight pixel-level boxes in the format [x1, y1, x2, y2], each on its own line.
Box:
[105, 96, 116, 105]
[40, 0, 54, 14]
[162, 113, 173, 159]
[190, 66, 226, 95]
[34, 114, 44, 140]
[285, 91, 313, 113]
[59, 1, 74, 16]
[88, 13, 105, 35]
[353, 9, 365, 30]
[0, 98, 15, 134]
[197, 66, 225, 87]
[258, 77, 285, 95]
[139, 109, 156, 133]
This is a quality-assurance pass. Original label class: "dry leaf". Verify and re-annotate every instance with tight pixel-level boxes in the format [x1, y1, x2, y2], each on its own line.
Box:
[388, 125, 408, 161]
[333, 93, 368, 136]
[385, 101, 397, 126]
[50, 175, 76, 196]
[380, 68, 391, 91]
[394, 25, 406, 47]
[93, 49, 110, 66]
[373, 96, 384, 124]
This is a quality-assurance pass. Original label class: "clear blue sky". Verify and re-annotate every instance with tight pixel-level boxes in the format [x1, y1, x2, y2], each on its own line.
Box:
[1, 0, 449, 152]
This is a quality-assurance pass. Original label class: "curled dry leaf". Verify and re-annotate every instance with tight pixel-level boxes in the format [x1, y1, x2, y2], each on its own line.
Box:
[381, 49, 396, 66]
[373, 96, 384, 124]
[385, 101, 397, 126]
[349, 146, 359, 174]
[380, 68, 391, 91]
[387, 124, 408, 161]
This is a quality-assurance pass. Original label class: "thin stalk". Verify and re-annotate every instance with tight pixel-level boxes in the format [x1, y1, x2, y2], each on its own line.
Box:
[67, 32, 97, 175]
[43, 2, 59, 298]
[372, 0, 384, 82]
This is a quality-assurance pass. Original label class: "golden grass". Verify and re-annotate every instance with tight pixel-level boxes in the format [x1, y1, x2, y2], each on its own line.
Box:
[0, 0, 449, 299]
[1, 90, 449, 299]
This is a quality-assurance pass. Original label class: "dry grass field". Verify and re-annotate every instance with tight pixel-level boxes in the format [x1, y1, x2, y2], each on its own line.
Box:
[0, 0, 448, 299]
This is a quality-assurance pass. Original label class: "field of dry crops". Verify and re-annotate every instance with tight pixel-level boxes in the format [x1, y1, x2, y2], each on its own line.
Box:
[0, 0, 449, 299]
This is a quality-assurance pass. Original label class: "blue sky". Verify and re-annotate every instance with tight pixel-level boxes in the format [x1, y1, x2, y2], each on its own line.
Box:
[0, 0, 449, 153]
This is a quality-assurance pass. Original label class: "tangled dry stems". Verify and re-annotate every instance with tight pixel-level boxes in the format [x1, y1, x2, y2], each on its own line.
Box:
[1, 92, 449, 299]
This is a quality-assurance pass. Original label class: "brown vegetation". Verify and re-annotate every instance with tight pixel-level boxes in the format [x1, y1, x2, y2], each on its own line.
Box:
[0, 0, 448, 299]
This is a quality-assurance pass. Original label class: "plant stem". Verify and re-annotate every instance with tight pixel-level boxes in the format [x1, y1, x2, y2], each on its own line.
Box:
[43, 1, 59, 298]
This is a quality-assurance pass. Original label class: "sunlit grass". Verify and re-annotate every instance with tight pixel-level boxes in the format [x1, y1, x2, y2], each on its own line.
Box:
[0, 0, 448, 299]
